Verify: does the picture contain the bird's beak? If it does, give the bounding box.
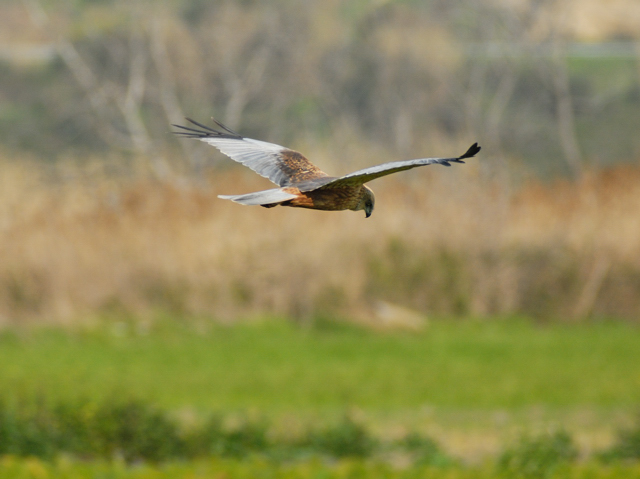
[365,209,372,218]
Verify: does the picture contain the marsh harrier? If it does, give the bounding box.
[174,119,480,218]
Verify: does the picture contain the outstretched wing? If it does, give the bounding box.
[317,143,481,190]
[173,118,328,187]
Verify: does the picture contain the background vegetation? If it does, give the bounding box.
[1,0,640,476]
[1,0,640,324]
[0,319,639,476]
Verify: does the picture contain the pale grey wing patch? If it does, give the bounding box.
[199,137,292,186]
[173,119,328,187]
[319,159,442,188]
[317,143,481,189]
[218,188,298,206]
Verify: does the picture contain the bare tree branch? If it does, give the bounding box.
[573,254,610,318]
[551,39,584,177]
[114,27,152,156]
[150,19,193,162]
[22,0,132,147]
[223,44,271,130]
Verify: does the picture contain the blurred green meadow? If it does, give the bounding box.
[1,317,640,477]
[2,318,639,412]
[1,457,640,479]
[1,458,639,479]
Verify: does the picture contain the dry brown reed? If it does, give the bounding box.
[1,152,639,325]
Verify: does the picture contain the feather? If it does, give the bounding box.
[173,119,328,187]
[316,143,481,189]
[218,188,298,206]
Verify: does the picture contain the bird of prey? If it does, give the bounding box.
[173,118,480,218]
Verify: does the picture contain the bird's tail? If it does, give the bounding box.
[218,188,297,206]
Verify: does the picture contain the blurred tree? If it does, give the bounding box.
[0,0,636,176]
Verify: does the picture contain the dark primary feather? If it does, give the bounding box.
[172,118,328,187]
[173,117,241,138]
[316,143,481,190]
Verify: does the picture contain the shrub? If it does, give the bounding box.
[0,399,461,464]
[497,430,578,478]
[395,432,454,466]
[599,417,640,462]
[301,416,377,458]
[88,400,184,462]
[0,400,57,459]
[0,399,183,462]
[205,417,269,458]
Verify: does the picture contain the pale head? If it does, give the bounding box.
[354,185,375,218]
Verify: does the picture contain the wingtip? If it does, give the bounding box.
[173,118,242,139]
[171,123,197,136]
[210,117,241,137]
[459,142,481,160]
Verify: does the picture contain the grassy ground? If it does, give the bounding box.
[1,317,638,412]
[1,456,640,479]
[1,317,639,476]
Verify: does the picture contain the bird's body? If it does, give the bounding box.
[173,118,480,218]
[277,184,373,211]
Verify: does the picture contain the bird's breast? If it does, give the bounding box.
[283,186,363,211]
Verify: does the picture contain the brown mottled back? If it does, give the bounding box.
[279,149,329,186]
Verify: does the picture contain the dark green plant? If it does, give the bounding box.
[396,432,454,466]
[211,419,269,458]
[599,417,640,462]
[181,415,224,457]
[0,399,184,462]
[88,400,183,462]
[497,430,578,478]
[0,400,57,459]
[301,415,377,458]
[0,398,462,464]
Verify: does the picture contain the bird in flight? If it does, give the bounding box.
[173,118,480,218]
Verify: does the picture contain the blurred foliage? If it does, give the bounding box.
[1,396,640,473]
[1,159,640,322]
[0,399,184,462]
[299,415,377,458]
[0,321,638,473]
[393,432,454,466]
[1,0,640,323]
[2,457,640,479]
[0,0,639,176]
[497,430,579,478]
[365,244,640,319]
[600,416,640,463]
[0,397,438,463]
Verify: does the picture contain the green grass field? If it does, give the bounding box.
[2,456,640,479]
[1,317,639,478]
[2,318,639,411]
